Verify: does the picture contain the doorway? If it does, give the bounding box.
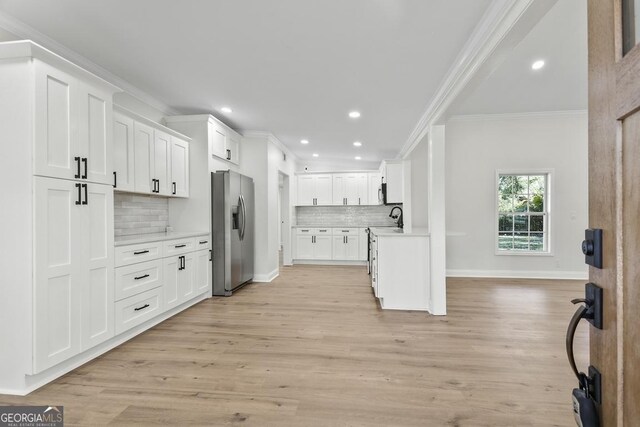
[278,172,292,267]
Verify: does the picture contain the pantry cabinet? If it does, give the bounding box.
[113,112,135,191]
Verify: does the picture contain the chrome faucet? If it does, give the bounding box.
[389,206,403,229]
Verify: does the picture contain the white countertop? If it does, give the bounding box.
[369,227,430,237]
[293,225,396,228]
[115,231,208,247]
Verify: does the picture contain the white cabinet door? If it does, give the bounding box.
[170,137,189,197]
[297,176,315,206]
[195,250,211,294]
[344,235,359,260]
[384,162,403,204]
[314,235,332,259]
[81,183,114,350]
[315,175,333,205]
[332,174,346,205]
[356,174,368,205]
[358,229,368,261]
[210,124,226,160]
[34,177,82,373]
[78,82,112,185]
[113,112,135,191]
[296,235,314,259]
[134,121,153,194]
[344,174,360,205]
[179,253,196,303]
[34,62,79,181]
[164,256,180,310]
[368,173,382,205]
[226,131,240,164]
[152,130,171,196]
[332,236,346,260]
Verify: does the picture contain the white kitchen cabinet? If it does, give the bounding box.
[381,160,403,204]
[226,131,240,165]
[368,173,382,205]
[113,111,135,191]
[170,136,190,197]
[333,173,369,205]
[134,121,153,194]
[114,287,163,335]
[152,129,171,196]
[296,234,315,259]
[356,174,369,205]
[195,249,212,294]
[163,252,196,310]
[314,235,333,259]
[297,174,333,205]
[332,235,359,260]
[358,228,368,261]
[208,120,241,164]
[295,228,332,259]
[34,62,113,186]
[34,176,114,372]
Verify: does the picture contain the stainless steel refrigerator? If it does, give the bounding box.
[212,170,255,296]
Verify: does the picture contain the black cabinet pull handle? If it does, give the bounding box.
[82,184,88,205]
[226,149,231,160]
[151,179,155,192]
[74,156,81,178]
[133,250,149,255]
[156,179,160,193]
[199,240,208,244]
[209,250,212,261]
[75,183,81,205]
[172,182,176,195]
[175,244,186,248]
[113,171,117,188]
[182,256,185,270]
[134,304,150,312]
[81,157,87,179]
[134,274,150,280]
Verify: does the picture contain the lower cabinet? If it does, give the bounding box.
[115,235,210,334]
[295,227,367,262]
[295,228,332,259]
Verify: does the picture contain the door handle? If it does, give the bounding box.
[75,183,81,205]
[81,157,88,179]
[74,156,81,178]
[82,184,88,205]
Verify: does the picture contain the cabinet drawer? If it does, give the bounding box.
[164,237,196,256]
[195,236,210,250]
[115,242,163,267]
[296,228,313,235]
[115,259,163,301]
[316,228,331,235]
[296,228,332,235]
[332,228,359,235]
[115,287,163,335]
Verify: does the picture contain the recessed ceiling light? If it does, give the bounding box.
[355,156,362,160]
[348,111,361,118]
[531,60,545,70]
[300,139,309,144]
[221,107,232,113]
[312,153,319,158]
[353,141,362,147]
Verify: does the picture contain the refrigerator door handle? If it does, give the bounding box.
[239,195,247,241]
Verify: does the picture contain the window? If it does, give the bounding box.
[497,172,549,253]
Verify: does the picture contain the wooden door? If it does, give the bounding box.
[33,177,82,373]
[78,82,112,185]
[34,61,79,181]
[81,183,114,350]
[587,0,640,423]
[113,112,135,191]
[134,121,153,194]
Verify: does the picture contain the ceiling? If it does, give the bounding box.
[448,0,587,115]
[0,0,492,168]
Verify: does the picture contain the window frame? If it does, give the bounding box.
[494,169,553,256]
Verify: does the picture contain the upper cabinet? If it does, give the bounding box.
[368,173,382,205]
[333,173,368,205]
[208,120,240,165]
[34,61,113,186]
[113,106,190,198]
[297,174,333,206]
[381,160,403,204]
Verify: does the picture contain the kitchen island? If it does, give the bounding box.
[369,227,430,311]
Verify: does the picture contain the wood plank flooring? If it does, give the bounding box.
[0,266,588,426]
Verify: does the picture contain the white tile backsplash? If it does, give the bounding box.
[295,205,400,227]
[114,193,169,237]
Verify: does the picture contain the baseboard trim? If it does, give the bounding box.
[4,292,210,396]
[293,260,368,266]
[446,269,588,280]
[253,269,279,283]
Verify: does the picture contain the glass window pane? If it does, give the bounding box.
[622,0,640,55]
[499,214,514,232]
[514,195,528,212]
[514,232,529,250]
[530,215,544,232]
[498,233,514,250]
[529,193,544,212]
[498,195,514,212]
[528,175,545,194]
[514,215,528,231]
[514,176,528,194]
[498,175,515,195]
[530,233,544,251]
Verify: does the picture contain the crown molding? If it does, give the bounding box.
[0,10,181,116]
[242,131,300,164]
[398,0,541,159]
[447,109,588,122]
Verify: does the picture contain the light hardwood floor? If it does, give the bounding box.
[0,266,588,426]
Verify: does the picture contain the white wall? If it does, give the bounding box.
[408,135,429,228]
[445,112,588,279]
